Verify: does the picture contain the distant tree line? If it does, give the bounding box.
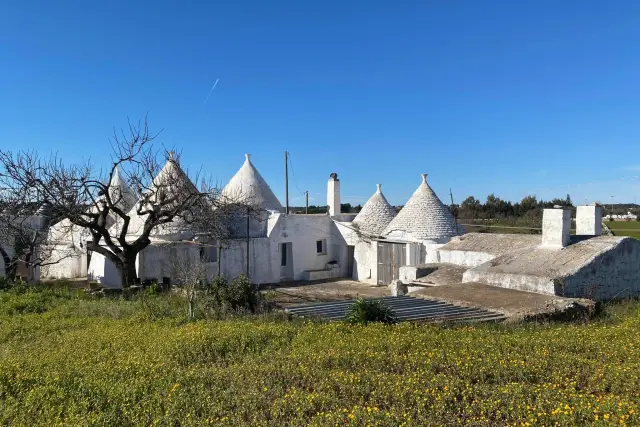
[289,203,362,215]
[453,194,574,220]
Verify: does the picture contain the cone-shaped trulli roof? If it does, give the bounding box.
[107,167,137,213]
[382,174,460,241]
[121,154,200,238]
[151,153,199,202]
[222,154,283,212]
[352,184,397,236]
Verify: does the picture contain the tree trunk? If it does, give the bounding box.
[188,290,195,319]
[117,251,138,288]
[0,246,16,280]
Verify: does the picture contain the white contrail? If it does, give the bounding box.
[204,78,219,104]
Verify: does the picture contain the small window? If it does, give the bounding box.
[199,244,218,263]
[280,243,287,266]
[316,239,326,255]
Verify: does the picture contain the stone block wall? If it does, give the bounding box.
[562,238,640,300]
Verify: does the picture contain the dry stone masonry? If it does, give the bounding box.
[352,184,397,236]
[383,174,462,242]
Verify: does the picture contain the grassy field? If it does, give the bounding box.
[604,221,640,239]
[2,287,640,426]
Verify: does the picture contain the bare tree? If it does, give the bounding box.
[169,245,209,319]
[0,117,251,286]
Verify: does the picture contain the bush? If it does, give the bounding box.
[207,275,259,313]
[346,298,397,325]
[146,281,162,296]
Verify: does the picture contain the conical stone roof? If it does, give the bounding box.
[382,174,461,241]
[352,184,397,236]
[222,154,283,212]
[121,155,199,238]
[107,167,137,213]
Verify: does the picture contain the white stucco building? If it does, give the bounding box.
[18,151,640,303]
[86,154,353,287]
[7,152,466,288]
[336,174,464,285]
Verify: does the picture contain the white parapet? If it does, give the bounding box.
[541,208,571,249]
[576,204,602,236]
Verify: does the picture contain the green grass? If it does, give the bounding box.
[604,221,640,239]
[2,286,640,426]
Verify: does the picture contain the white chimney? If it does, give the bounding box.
[327,173,341,217]
[576,204,602,236]
[540,207,571,249]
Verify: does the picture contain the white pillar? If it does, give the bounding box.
[540,208,571,249]
[327,173,341,217]
[576,204,602,236]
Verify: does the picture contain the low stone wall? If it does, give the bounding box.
[438,250,495,268]
[562,238,640,300]
[301,264,342,281]
[399,265,438,282]
[462,269,556,295]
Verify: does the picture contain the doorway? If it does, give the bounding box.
[279,242,294,281]
[347,245,355,278]
[377,242,406,285]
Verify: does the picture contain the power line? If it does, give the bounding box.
[286,153,305,196]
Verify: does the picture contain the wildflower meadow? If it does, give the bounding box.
[1,285,639,426]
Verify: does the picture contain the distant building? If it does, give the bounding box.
[604,211,638,221]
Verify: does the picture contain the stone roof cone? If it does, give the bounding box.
[352,184,397,236]
[222,154,283,212]
[382,174,461,241]
[120,153,199,238]
[107,166,137,212]
[151,152,198,199]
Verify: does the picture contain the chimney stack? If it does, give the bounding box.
[540,207,572,249]
[327,173,341,217]
[576,204,602,236]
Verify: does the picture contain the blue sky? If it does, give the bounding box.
[1,1,639,206]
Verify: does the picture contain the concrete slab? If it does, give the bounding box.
[412,263,467,286]
[410,282,594,319]
[262,280,390,307]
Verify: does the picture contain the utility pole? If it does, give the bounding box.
[610,195,615,219]
[305,191,309,214]
[285,151,289,214]
[246,206,250,278]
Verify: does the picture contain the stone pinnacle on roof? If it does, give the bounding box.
[222,154,283,212]
[352,184,397,236]
[382,173,461,241]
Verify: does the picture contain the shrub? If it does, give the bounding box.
[346,298,397,325]
[146,281,162,296]
[207,275,259,313]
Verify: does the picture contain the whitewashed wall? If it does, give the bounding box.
[563,238,640,300]
[87,251,119,287]
[41,245,87,279]
[268,214,349,280]
[353,240,377,284]
[438,249,495,268]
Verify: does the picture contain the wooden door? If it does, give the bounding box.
[377,242,406,285]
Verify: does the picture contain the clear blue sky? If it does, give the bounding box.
[1,1,639,206]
